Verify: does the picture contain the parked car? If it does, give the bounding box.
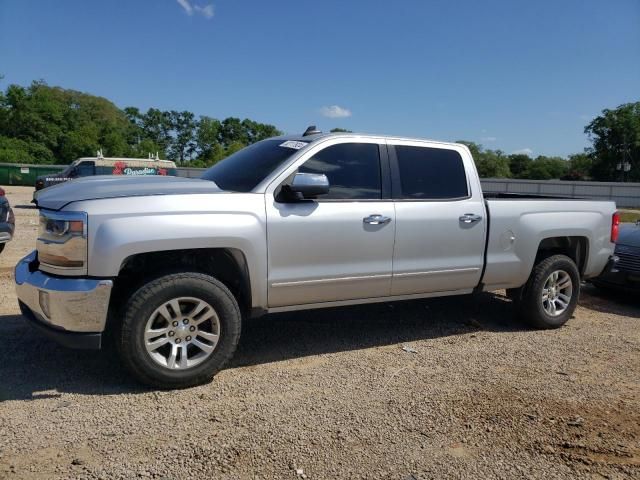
[0,187,15,254]
[593,219,640,291]
[15,128,618,388]
[34,154,177,191]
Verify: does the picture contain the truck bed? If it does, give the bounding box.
[480,196,616,292]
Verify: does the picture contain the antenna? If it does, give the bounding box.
[303,125,321,136]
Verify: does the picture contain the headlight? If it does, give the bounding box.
[37,210,88,274]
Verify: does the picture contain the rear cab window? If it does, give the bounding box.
[392,145,468,199]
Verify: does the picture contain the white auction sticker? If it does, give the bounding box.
[279,141,308,150]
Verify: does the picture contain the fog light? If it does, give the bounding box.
[39,290,51,318]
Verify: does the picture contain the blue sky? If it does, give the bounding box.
[1,0,638,157]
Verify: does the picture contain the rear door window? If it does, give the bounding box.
[393,145,468,199]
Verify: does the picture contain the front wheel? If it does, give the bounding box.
[517,254,580,329]
[117,272,241,389]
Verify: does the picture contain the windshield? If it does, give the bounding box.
[201,139,308,192]
[61,160,79,176]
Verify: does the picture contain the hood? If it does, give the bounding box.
[35,175,221,211]
[618,222,640,248]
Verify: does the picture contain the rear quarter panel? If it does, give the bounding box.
[482,199,616,290]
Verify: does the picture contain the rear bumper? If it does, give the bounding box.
[14,251,113,349]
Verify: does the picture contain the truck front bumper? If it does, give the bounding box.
[14,251,113,349]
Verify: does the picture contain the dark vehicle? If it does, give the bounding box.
[35,155,178,191]
[593,216,640,291]
[0,187,15,254]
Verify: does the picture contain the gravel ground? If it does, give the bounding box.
[0,186,638,480]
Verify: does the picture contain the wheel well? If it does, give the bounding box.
[536,236,588,275]
[112,248,251,316]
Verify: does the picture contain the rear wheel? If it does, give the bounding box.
[117,272,241,389]
[518,254,580,329]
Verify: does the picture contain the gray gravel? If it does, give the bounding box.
[0,186,639,479]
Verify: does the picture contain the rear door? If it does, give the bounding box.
[265,138,395,307]
[389,142,486,295]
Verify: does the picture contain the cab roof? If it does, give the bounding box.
[274,127,465,149]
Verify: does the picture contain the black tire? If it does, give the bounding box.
[517,254,580,329]
[117,272,241,389]
[505,287,522,304]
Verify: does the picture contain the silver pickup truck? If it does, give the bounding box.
[15,130,618,388]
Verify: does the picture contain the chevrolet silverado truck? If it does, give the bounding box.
[15,129,619,388]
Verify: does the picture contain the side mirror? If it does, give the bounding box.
[287,173,330,199]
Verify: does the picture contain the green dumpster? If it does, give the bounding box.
[0,163,66,187]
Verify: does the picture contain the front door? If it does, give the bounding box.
[266,140,395,308]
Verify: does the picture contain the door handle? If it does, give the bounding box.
[459,213,482,224]
[363,214,391,225]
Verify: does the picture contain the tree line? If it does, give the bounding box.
[0,80,638,181]
[0,80,281,168]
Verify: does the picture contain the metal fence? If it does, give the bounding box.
[481,179,640,208]
[175,167,205,178]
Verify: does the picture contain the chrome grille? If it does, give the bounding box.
[615,244,640,273]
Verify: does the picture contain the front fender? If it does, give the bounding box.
[71,193,268,308]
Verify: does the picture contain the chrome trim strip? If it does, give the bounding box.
[271,273,392,288]
[393,267,479,278]
[268,288,474,313]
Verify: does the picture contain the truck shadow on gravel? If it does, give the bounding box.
[3,289,636,399]
[1,292,532,400]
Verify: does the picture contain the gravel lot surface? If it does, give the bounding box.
[0,186,638,479]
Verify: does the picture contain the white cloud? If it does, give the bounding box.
[512,148,533,156]
[177,0,193,15]
[319,105,352,118]
[176,0,214,19]
[194,4,215,18]
[481,136,497,142]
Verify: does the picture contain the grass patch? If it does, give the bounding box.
[620,211,640,223]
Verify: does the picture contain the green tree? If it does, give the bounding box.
[140,108,172,155]
[196,116,222,163]
[458,141,511,178]
[167,110,197,162]
[563,153,592,180]
[508,154,532,178]
[585,102,640,181]
[0,81,135,163]
[525,156,568,180]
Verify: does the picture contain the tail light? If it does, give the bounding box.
[611,212,620,243]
